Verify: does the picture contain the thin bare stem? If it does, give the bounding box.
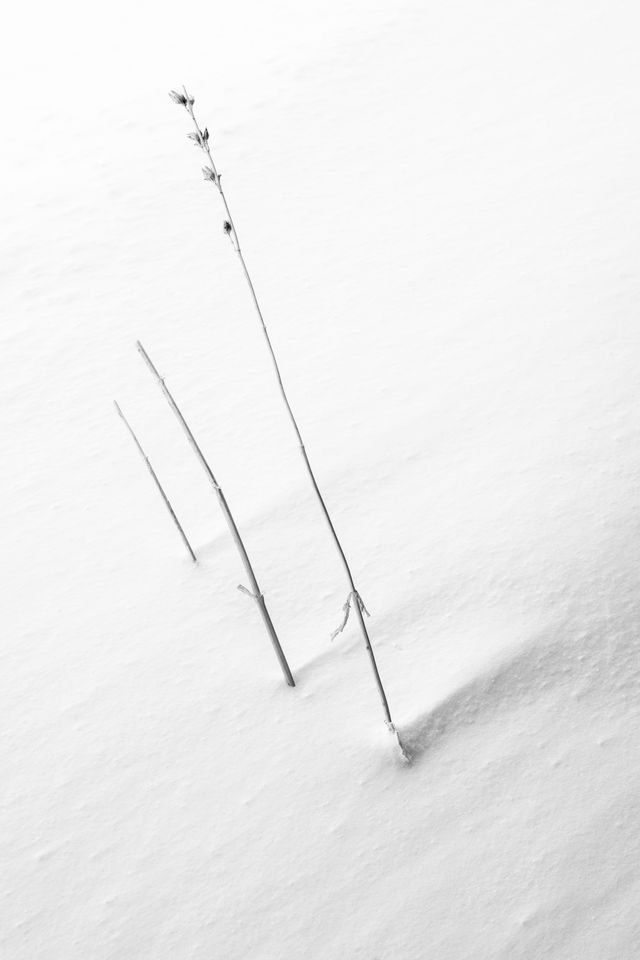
[174,88,404,753]
[136,340,295,688]
[114,400,197,562]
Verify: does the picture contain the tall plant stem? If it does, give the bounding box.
[136,340,295,688]
[179,90,402,743]
[114,400,197,563]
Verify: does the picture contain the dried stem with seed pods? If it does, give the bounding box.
[169,87,406,757]
[137,340,295,688]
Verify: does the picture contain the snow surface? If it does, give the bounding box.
[2,1,640,957]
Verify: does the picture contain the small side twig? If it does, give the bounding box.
[330,591,370,642]
[114,400,197,563]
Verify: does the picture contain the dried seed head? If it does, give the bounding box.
[187,131,203,147]
[169,89,187,105]
[223,221,232,235]
[201,127,209,144]
[202,166,216,182]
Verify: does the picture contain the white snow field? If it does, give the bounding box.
[2,1,640,957]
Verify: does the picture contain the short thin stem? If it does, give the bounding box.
[178,91,399,736]
[114,400,197,562]
[136,340,295,687]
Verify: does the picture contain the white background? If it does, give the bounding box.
[2,2,639,957]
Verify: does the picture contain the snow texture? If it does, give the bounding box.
[2,1,639,957]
